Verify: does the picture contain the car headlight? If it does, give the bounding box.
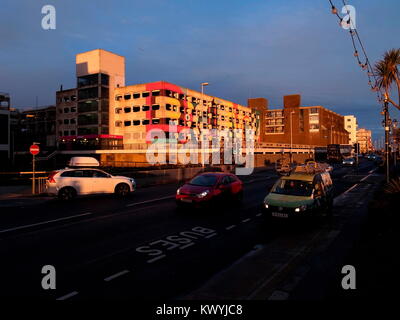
[197,190,209,198]
[264,203,269,209]
[177,188,181,195]
[295,205,307,212]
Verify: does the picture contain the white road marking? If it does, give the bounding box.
[225,225,236,230]
[126,195,174,207]
[56,291,79,300]
[242,218,251,223]
[0,212,93,234]
[147,254,166,263]
[333,169,378,205]
[180,242,195,249]
[204,233,217,239]
[256,213,262,217]
[104,270,130,282]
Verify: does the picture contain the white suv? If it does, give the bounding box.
[46,168,136,200]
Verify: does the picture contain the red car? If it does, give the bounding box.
[176,172,243,208]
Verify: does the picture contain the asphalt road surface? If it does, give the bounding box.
[0,160,377,299]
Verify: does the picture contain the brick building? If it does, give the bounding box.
[249,95,349,146]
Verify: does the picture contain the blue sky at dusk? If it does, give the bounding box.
[1,0,399,143]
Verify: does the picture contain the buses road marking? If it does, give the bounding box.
[226,225,236,230]
[256,213,262,217]
[126,195,174,207]
[180,242,195,249]
[104,270,130,282]
[147,255,166,263]
[242,218,251,223]
[204,233,217,239]
[56,291,79,300]
[0,212,93,234]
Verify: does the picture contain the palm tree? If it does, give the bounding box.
[375,48,400,110]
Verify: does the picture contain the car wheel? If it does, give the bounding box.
[58,187,76,201]
[115,183,130,197]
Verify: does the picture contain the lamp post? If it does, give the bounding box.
[200,82,209,169]
[392,119,398,168]
[290,110,295,165]
[383,96,390,183]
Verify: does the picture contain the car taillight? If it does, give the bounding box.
[47,171,58,183]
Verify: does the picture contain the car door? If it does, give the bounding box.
[88,170,113,194]
[60,169,91,195]
[228,175,242,195]
[219,175,233,202]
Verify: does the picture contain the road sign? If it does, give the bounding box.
[30,144,40,155]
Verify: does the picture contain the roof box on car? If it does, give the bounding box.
[68,157,100,167]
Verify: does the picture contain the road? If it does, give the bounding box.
[0,160,377,300]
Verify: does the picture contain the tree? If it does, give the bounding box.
[374,48,400,110]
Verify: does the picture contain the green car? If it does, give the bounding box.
[263,171,334,219]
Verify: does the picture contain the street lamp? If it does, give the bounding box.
[201,82,209,95]
[290,110,295,165]
[200,82,209,169]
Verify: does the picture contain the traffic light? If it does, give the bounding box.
[353,143,360,154]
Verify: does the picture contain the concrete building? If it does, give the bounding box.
[249,95,350,147]
[0,92,11,165]
[357,128,373,153]
[344,115,358,145]
[19,106,57,151]
[56,88,77,138]
[57,49,259,151]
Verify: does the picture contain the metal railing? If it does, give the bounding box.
[29,176,48,195]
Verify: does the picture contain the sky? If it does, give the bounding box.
[1,0,399,143]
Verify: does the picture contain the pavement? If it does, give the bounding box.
[0,160,378,300]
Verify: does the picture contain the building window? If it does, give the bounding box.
[78,100,98,113]
[71,107,77,112]
[310,108,319,114]
[124,121,131,126]
[64,108,69,113]
[115,121,122,127]
[142,119,150,125]
[63,96,70,102]
[142,91,150,98]
[133,93,140,99]
[142,105,150,111]
[124,107,131,113]
[133,106,141,112]
[152,119,160,124]
[70,119,76,124]
[115,107,122,114]
[115,95,122,101]
[166,104,173,111]
[63,119,69,124]
[124,94,131,100]
[152,104,160,110]
[133,120,141,126]
[71,95,77,101]
[70,130,76,135]
[180,106,185,113]
[152,90,160,97]
[310,124,320,131]
[64,131,69,136]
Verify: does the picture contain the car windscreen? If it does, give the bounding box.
[271,179,313,197]
[189,175,218,186]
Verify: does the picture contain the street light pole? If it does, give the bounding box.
[384,98,390,183]
[290,111,295,165]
